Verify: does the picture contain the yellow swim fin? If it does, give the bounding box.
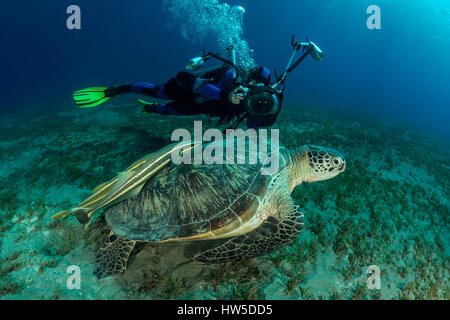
[73,87,110,108]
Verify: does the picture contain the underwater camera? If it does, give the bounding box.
[185,36,323,128]
[244,86,283,127]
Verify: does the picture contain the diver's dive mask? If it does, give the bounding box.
[244,86,282,127]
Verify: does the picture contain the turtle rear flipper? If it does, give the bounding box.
[194,204,304,263]
[94,233,136,279]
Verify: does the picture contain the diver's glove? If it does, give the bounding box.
[104,84,132,98]
[228,85,248,105]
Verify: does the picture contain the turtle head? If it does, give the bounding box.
[290,145,345,188]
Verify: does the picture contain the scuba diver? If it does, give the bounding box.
[74,65,274,130]
[73,38,324,131]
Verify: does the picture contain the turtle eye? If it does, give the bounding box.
[331,157,343,168]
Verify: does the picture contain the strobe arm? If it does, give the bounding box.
[286,46,314,73]
[274,36,324,89]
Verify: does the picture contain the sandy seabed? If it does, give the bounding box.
[0,102,448,300]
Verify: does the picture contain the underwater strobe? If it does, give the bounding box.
[186,46,237,72]
[186,56,209,71]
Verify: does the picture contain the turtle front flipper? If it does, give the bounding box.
[194,204,304,263]
[94,233,136,279]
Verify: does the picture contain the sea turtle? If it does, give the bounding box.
[93,138,346,278]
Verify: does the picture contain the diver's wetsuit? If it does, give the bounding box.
[129,68,259,129]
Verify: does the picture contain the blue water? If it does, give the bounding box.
[1,0,449,140]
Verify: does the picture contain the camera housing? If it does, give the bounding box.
[244,86,283,127]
